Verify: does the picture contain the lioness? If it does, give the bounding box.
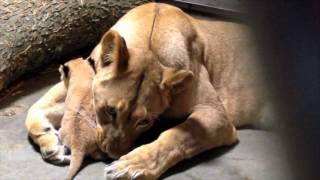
[88,2,270,179]
[58,58,105,180]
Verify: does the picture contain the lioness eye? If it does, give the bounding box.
[103,55,112,66]
[105,106,117,120]
[136,119,150,129]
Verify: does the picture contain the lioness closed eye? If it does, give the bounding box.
[89,2,271,180]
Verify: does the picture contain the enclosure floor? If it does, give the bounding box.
[0,66,291,180]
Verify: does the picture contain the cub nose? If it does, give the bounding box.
[42,149,57,158]
[63,146,71,155]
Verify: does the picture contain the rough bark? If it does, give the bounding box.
[0,0,151,91]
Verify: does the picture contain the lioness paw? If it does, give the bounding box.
[104,147,159,180]
[104,160,146,180]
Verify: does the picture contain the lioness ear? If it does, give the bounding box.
[160,68,194,92]
[58,64,69,80]
[100,30,129,74]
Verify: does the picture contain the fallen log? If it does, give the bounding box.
[0,0,150,91]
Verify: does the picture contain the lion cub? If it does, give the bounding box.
[58,58,105,180]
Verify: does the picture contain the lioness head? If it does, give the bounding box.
[89,30,193,158]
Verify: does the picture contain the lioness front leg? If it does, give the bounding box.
[25,81,70,164]
[104,106,237,180]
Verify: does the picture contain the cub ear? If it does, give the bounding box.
[86,57,96,73]
[100,30,129,74]
[160,68,194,93]
[58,64,69,81]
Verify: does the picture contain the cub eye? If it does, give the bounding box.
[43,127,51,132]
[136,119,151,129]
[105,106,117,120]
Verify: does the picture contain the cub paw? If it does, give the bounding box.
[38,131,70,165]
[42,145,70,165]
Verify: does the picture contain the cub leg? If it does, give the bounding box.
[104,106,237,180]
[25,82,69,164]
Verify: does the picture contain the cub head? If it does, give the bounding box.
[89,30,193,158]
[58,57,94,89]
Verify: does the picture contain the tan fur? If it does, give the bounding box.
[88,3,271,180]
[58,58,105,180]
[25,81,68,164]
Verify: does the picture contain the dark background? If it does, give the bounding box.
[246,1,320,179]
